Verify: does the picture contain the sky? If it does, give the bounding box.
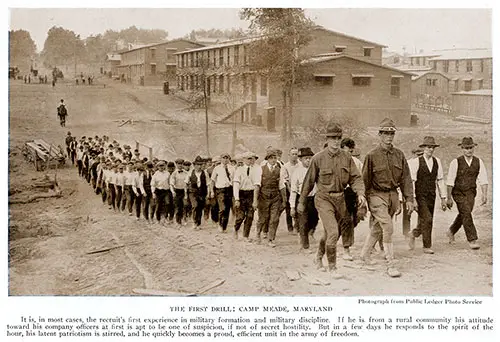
[8,7,493,54]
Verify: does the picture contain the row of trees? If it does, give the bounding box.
[9,26,169,73]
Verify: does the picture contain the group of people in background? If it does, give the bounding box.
[64,116,489,280]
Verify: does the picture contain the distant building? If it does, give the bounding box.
[411,69,450,107]
[407,53,441,69]
[174,26,408,128]
[382,50,407,68]
[105,53,121,76]
[116,39,205,86]
[267,55,413,128]
[429,49,492,92]
[451,89,492,123]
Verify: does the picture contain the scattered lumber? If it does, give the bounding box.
[285,270,301,281]
[86,242,142,255]
[299,271,331,286]
[132,278,226,297]
[132,288,196,296]
[197,278,225,294]
[118,119,132,127]
[9,190,62,204]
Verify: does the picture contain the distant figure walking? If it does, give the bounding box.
[57,99,68,127]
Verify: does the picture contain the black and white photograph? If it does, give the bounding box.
[6,6,494,301]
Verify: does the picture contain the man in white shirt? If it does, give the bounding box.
[233,152,259,240]
[76,146,84,177]
[132,164,147,220]
[107,164,117,210]
[253,150,287,247]
[210,153,235,233]
[151,161,171,224]
[170,159,187,227]
[184,156,210,230]
[446,137,488,250]
[114,163,126,212]
[290,147,318,252]
[283,147,301,235]
[407,137,447,254]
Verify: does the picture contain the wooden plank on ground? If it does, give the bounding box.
[132,288,196,296]
[197,278,225,294]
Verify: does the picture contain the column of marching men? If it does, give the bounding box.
[64,116,489,280]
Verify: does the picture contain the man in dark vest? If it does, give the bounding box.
[254,150,287,247]
[446,137,488,250]
[185,156,210,230]
[210,153,235,233]
[408,137,447,254]
[142,162,154,223]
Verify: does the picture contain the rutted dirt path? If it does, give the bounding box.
[8,79,492,296]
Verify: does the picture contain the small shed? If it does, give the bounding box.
[451,89,492,123]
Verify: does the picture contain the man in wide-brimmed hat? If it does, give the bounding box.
[360,118,414,278]
[407,136,447,254]
[290,147,318,253]
[298,122,365,279]
[445,137,488,250]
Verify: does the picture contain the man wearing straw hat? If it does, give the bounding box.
[407,136,447,254]
[445,137,488,250]
[299,122,365,279]
[360,118,414,278]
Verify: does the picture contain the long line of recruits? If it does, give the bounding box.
[64,117,488,279]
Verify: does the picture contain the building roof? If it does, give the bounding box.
[120,39,205,54]
[105,53,121,61]
[410,70,450,81]
[312,26,387,48]
[175,25,387,55]
[174,36,260,54]
[407,53,441,58]
[451,89,493,96]
[429,49,492,61]
[301,54,414,76]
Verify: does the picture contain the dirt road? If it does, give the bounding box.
[8,78,492,296]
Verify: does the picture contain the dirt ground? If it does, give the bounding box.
[8,77,493,296]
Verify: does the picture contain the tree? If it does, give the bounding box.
[40,26,85,71]
[240,8,315,146]
[9,30,37,71]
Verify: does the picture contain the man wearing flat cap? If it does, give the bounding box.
[290,147,318,252]
[184,156,210,230]
[210,153,235,233]
[360,118,414,278]
[407,136,447,254]
[170,159,187,227]
[445,137,488,250]
[298,122,365,279]
[151,161,171,224]
[254,149,287,247]
[233,152,259,240]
